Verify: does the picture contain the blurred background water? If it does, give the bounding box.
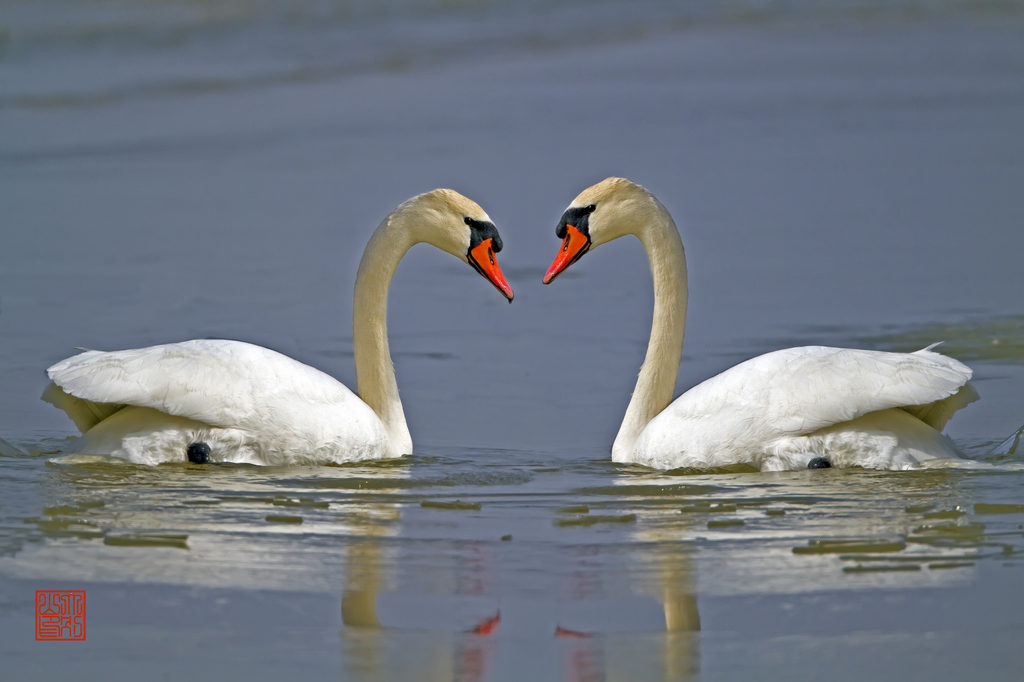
[2,0,1024,679]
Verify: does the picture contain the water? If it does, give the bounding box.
[2,1,1024,679]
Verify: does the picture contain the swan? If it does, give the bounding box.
[542,177,977,471]
[42,189,513,466]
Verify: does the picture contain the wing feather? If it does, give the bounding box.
[45,339,361,432]
[669,345,974,438]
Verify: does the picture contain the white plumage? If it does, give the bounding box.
[43,189,513,465]
[43,340,388,465]
[634,345,977,471]
[544,178,977,471]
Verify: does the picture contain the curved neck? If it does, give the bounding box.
[611,207,688,461]
[353,213,417,456]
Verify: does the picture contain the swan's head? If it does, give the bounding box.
[542,177,661,284]
[402,189,514,301]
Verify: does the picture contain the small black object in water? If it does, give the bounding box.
[187,442,211,464]
[807,457,831,469]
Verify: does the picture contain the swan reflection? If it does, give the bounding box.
[339,499,700,681]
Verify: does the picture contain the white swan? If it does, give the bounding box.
[543,177,977,471]
[43,189,513,466]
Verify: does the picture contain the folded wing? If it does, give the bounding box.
[44,339,362,433]
[670,345,976,438]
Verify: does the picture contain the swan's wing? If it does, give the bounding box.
[45,339,360,431]
[898,379,979,431]
[677,345,974,437]
[41,381,124,432]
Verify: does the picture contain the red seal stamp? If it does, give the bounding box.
[35,590,86,641]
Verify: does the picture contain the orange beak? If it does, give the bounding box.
[542,224,591,284]
[468,238,514,301]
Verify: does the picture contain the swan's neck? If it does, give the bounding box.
[353,214,417,456]
[611,207,688,461]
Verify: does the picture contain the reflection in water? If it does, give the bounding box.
[604,465,1024,598]
[339,514,503,681]
[629,497,702,682]
[2,445,1023,679]
[337,491,701,681]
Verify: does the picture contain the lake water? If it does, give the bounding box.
[2,1,1024,679]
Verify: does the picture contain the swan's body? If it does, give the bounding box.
[632,345,975,471]
[543,178,976,471]
[44,189,513,466]
[43,340,390,465]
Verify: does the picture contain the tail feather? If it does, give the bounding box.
[41,381,124,433]
[900,381,980,431]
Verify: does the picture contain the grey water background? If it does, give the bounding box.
[2,0,1024,679]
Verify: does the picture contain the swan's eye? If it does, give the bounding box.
[464,216,472,225]
[585,204,597,213]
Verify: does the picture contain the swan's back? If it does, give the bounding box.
[635,345,977,470]
[44,340,388,462]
